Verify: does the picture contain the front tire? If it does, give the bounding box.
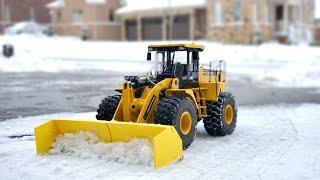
[203,92,237,136]
[155,97,197,150]
[96,95,121,121]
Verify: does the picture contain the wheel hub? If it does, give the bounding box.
[224,104,234,125]
[180,111,192,135]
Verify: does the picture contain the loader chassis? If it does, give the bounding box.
[35,43,237,169]
[97,43,237,149]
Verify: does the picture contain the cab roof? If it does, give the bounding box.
[148,43,205,52]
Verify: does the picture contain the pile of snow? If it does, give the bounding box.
[117,0,205,14]
[48,131,153,166]
[4,22,47,35]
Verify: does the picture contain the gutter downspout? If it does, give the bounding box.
[168,0,173,41]
[93,5,97,40]
[1,0,4,32]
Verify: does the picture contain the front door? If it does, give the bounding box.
[275,5,284,33]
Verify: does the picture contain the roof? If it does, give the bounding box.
[46,0,106,9]
[117,0,206,14]
[316,0,320,18]
[148,43,205,51]
[85,0,106,4]
[46,0,64,9]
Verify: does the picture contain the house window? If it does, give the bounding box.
[233,0,241,23]
[215,2,223,25]
[109,9,114,22]
[252,0,258,24]
[264,2,269,24]
[29,7,35,20]
[73,9,83,23]
[57,11,62,22]
[4,6,11,22]
[276,5,283,21]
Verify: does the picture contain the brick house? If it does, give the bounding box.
[207,0,315,44]
[116,0,207,41]
[314,19,320,45]
[47,0,316,44]
[47,0,123,40]
[0,0,52,33]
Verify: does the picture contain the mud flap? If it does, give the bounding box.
[34,119,183,169]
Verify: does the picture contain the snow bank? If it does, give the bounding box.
[1,35,320,87]
[4,22,46,35]
[0,35,152,73]
[49,131,153,166]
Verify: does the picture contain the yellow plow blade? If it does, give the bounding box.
[34,119,183,169]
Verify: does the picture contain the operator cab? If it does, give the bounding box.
[147,43,204,88]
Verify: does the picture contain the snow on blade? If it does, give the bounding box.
[48,131,154,167]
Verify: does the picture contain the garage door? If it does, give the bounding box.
[171,15,190,40]
[142,18,163,40]
[125,20,137,41]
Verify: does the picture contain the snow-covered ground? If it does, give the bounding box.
[1,104,320,179]
[1,35,320,87]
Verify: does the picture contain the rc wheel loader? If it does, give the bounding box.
[35,43,237,168]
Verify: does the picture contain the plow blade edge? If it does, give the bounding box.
[34,119,183,168]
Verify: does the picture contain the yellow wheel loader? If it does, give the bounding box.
[34,43,237,168]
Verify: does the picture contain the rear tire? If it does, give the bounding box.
[96,95,121,121]
[155,97,197,150]
[203,92,237,136]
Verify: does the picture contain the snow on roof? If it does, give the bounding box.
[46,0,64,9]
[47,0,105,8]
[116,0,206,14]
[85,0,106,4]
[316,0,320,18]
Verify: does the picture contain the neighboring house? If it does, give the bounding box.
[208,0,314,44]
[47,0,315,44]
[0,0,52,33]
[47,0,123,40]
[314,18,320,45]
[116,0,207,41]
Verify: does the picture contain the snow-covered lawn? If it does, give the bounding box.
[1,104,320,179]
[1,35,320,87]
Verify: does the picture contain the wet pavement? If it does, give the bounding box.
[0,72,319,121]
[0,72,123,121]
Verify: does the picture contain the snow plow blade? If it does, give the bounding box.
[34,119,183,168]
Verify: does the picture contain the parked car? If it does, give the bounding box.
[5,21,47,35]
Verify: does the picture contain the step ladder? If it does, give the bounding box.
[193,88,208,118]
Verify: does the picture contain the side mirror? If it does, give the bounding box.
[147,52,152,61]
[192,51,199,61]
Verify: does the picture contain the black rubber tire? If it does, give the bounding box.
[155,97,197,150]
[96,95,121,121]
[203,92,237,136]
